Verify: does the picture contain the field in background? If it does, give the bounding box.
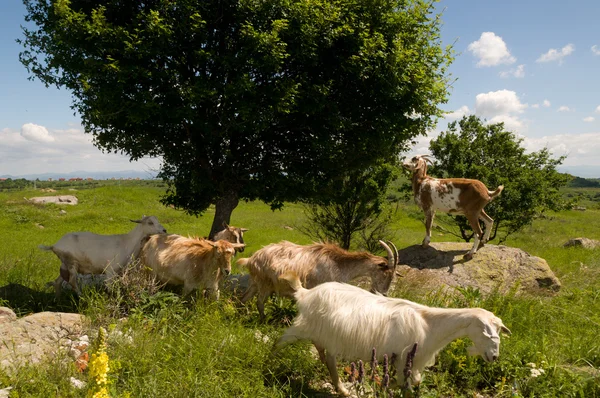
[0,180,599,397]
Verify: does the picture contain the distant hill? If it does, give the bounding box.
[568,176,600,188]
[0,170,158,181]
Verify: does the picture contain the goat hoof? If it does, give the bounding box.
[463,253,473,261]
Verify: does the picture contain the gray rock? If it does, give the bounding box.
[0,312,88,374]
[222,273,252,297]
[0,307,16,324]
[563,238,600,249]
[395,242,561,296]
[27,195,78,205]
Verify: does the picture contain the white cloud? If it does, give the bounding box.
[467,32,516,67]
[592,45,600,56]
[531,104,540,109]
[558,106,571,112]
[21,123,55,143]
[523,132,600,167]
[536,44,575,63]
[583,117,595,122]
[475,90,528,118]
[0,124,162,176]
[499,64,525,78]
[543,100,551,107]
[445,105,470,120]
[488,114,525,131]
[596,105,600,113]
[473,90,528,132]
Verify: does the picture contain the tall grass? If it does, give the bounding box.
[0,181,598,397]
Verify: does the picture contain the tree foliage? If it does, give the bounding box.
[20,0,452,237]
[428,115,572,242]
[298,163,397,250]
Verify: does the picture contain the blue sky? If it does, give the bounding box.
[1,0,599,177]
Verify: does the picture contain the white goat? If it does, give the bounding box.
[238,240,398,319]
[140,234,244,298]
[275,273,511,396]
[39,216,167,296]
[213,223,249,253]
[403,155,504,259]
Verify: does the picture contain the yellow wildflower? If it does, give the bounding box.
[88,327,111,398]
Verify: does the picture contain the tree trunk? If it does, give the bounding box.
[209,191,240,240]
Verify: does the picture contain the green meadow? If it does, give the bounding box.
[0,181,599,397]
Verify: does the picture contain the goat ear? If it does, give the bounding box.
[222,221,229,228]
[130,219,142,223]
[500,325,512,336]
[241,228,249,232]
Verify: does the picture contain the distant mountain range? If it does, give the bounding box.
[0,170,158,180]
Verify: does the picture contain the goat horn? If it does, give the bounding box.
[379,240,396,269]
[386,240,399,265]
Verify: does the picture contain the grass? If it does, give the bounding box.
[0,181,599,397]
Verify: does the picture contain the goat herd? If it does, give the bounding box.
[37,155,511,395]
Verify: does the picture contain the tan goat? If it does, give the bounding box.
[238,240,398,319]
[140,234,244,299]
[402,155,504,259]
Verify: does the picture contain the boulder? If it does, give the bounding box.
[0,311,88,374]
[0,307,17,324]
[563,238,600,249]
[395,243,561,296]
[223,273,252,297]
[27,195,78,205]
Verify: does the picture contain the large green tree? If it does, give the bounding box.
[20,0,452,237]
[428,115,572,242]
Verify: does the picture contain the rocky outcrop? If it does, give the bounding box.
[395,243,561,296]
[26,195,78,205]
[0,308,89,374]
[563,238,600,249]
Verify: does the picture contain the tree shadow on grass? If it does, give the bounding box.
[0,283,79,316]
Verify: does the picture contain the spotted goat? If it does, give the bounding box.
[213,223,249,253]
[402,155,503,259]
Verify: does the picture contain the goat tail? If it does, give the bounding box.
[236,257,250,268]
[38,244,53,252]
[489,185,504,199]
[278,271,307,298]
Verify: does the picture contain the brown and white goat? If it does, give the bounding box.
[238,240,398,319]
[140,234,244,299]
[213,223,249,253]
[402,155,504,259]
